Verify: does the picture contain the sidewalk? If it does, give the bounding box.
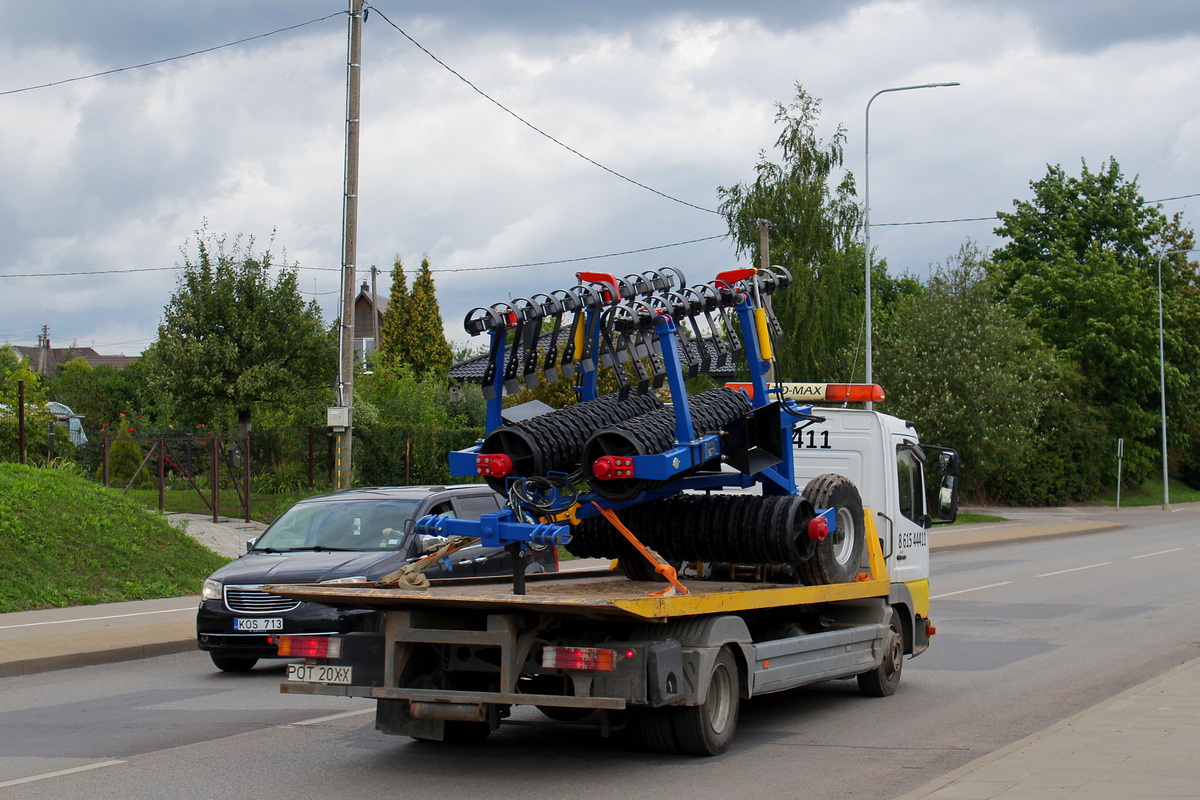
[899,656,1200,799]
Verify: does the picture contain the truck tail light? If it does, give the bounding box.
[277,635,342,659]
[542,646,616,671]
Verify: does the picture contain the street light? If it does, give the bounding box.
[1154,247,1197,510]
[864,82,959,409]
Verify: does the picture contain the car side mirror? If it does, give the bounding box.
[418,534,450,554]
[245,536,258,554]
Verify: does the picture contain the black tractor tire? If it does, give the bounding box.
[210,653,258,672]
[799,474,866,585]
[672,647,740,756]
[857,619,904,697]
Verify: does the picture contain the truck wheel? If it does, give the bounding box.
[673,647,739,756]
[799,474,865,585]
[210,653,257,672]
[857,620,903,697]
[630,707,680,754]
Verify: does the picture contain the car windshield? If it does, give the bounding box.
[253,499,422,552]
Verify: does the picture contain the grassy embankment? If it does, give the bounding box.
[1091,476,1200,507]
[123,486,316,525]
[0,463,230,613]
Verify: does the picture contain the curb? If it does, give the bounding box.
[0,638,196,679]
[930,520,1125,551]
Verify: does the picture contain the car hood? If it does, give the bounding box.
[209,550,407,585]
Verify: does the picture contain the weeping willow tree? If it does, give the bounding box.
[717,84,869,382]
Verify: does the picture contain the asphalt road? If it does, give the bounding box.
[2,510,1197,800]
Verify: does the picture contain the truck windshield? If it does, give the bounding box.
[253,499,422,552]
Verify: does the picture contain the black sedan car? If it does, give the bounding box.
[197,484,557,672]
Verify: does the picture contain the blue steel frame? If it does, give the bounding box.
[427,287,833,552]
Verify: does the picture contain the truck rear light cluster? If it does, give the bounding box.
[277,635,342,659]
[541,646,619,671]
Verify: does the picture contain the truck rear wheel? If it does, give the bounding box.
[799,474,865,585]
[857,620,903,697]
[673,647,739,756]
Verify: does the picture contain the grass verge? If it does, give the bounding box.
[1091,477,1200,507]
[0,463,231,612]
[122,486,323,525]
[956,512,1007,524]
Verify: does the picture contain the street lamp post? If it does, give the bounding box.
[864,82,959,409]
[1154,247,1197,510]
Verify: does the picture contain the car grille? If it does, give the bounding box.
[224,585,301,613]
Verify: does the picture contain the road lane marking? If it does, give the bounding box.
[0,607,195,630]
[0,760,126,788]
[931,581,1012,599]
[288,708,374,726]
[1036,561,1111,578]
[1131,548,1183,560]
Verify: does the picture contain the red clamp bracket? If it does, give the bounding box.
[476,453,513,478]
[592,456,634,480]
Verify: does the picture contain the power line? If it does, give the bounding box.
[429,235,727,274]
[366,3,722,217]
[0,11,345,97]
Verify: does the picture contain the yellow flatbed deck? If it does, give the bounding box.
[267,516,891,623]
[266,574,889,622]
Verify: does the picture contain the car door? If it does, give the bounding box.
[447,490,505,577]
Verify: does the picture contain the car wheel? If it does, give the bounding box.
[210,653,258,672]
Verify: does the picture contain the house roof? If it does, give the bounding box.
[449,330,737,384]
[11,346,138,374]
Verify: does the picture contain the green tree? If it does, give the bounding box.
[718,84,872,382]
[398,257,453,376]
[990,158,1200,483]
[376,255,409,372]
[0,351,53,463]
[875,243,1071,499]
[47,358,154,430]
[142,228,336,438]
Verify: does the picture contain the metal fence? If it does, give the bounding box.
[2,413,485,496]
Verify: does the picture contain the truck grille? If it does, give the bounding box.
[224,585,301,613]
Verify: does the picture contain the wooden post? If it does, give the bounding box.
[102,431,109,486]
[243,436,251,523]
[17,379,25,465]
[211,437,219,523]
[307,426,314,488]
[158,438,165,511]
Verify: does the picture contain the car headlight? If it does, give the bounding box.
[201,579,223,601]
[319,576,368,585]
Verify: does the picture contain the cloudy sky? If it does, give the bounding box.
[1,0,1198,356]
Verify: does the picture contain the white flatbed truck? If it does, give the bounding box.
[270,399,957,756]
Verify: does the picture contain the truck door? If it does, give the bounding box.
[889,438,929,585]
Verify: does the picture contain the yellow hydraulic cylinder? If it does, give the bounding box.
[754,307,773,361]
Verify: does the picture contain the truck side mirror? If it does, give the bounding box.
[921,446,960,525]
[245,536,258,554]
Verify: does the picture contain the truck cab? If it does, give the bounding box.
[792,404,959,654]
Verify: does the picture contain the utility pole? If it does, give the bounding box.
[371,264,379,359]
[335,0,364,490]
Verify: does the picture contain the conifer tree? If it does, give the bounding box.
[399,257,453,376]
[376,256,409,371]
